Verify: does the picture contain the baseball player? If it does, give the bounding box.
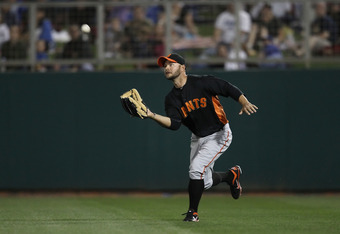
[146,53,258,222]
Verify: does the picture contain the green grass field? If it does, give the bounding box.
[0,193,339,234]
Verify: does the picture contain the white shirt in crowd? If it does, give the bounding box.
[0,23,10,47]
[215,10,251,44]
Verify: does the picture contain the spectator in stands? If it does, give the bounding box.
[105,5,132,27]
[152,22,165,57]
[156,2,183,39]
[171,7,214,51]
[247,4,285,56]
[259,36,285,69]
[310,2,338,55]
[68,1,96,45]
[217,42,247,71]
[146,5,164,25]
[329,3,340,46]
[61,24,93,72]
[1,25,27,71]
[51,16,71,44]
[68,1,96,28]
[36,39,48,72]
[121,6,154,58]
[1,5,19,27]
[1,2,27,37]
[173,8,199,40]
[214,4,251,51]
[171,2,185,23]
[0,12,10,49]
[36,8,54,52]
[250,2,292,22]
[196,4,250,65]
[104,17,123,59]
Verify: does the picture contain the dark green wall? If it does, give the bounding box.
[0,70,339,191]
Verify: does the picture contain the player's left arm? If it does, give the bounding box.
[203,76,258,115]
[238,94,258,115]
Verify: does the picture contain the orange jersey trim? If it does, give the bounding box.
[212,96,228,125]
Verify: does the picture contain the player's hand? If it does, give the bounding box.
[239,102,258,115]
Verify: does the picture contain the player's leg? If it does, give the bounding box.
[208,124,242,199]
[183,179,203,222]
[197,123,233,190]
[212,166,241,186]
[212,170,229,185]
[212,165,243,199]
[183,124,232,222]
[183,134,203,222]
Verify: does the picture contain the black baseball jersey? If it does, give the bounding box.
[165,74,243,137]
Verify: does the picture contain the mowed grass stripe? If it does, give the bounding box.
[199,195,340,233]
[0,194,339,234]
[0,196,193,234]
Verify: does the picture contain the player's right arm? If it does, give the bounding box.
[147,109,182,131]
[147,109,172,128]
[147,95,182,130]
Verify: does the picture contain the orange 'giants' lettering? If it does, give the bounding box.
[185,101,195,112]
[181,106,188,118]
[200,98,206,108]
[180,97,207,118]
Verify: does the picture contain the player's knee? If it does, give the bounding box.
[204,179,213,190]
[189,169,203,180]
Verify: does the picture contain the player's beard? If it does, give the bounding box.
[165,66,181,81]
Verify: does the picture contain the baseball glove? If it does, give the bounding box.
[120,88,148,119]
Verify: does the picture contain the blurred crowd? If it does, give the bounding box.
[0,1,339,72]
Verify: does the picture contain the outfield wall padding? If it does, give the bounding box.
[0,70,339,191]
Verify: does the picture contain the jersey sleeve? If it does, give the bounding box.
[164,96,182,131]
[204,75,243,101]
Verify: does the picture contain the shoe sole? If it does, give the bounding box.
[183,219,199,222]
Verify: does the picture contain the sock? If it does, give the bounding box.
[188,179,204,212]
[212,171,234,186]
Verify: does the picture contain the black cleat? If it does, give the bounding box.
[182,210,199,222]
[229,165,242,199]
